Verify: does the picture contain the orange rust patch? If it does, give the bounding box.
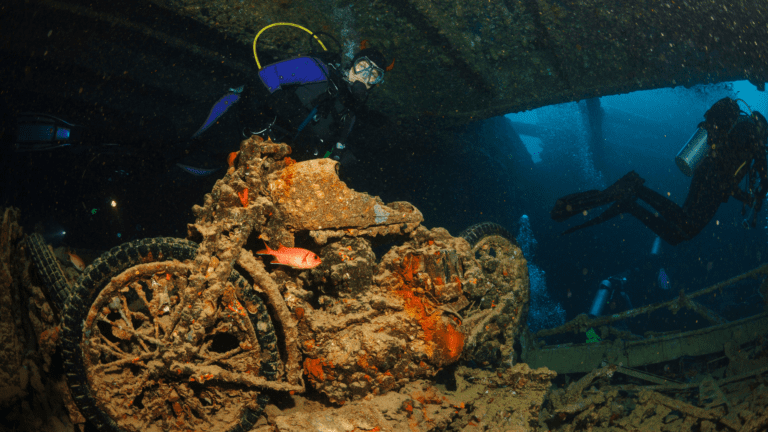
[172,401,183,417]
[303,358,325,381]
[419,314,440,349]
[294,307,305,320]
[397,289,428,319]
[357,355,370,369]
[398,254,421,283]
[413,387,443,405]
[389,251,466,364]
[227,151,239,167]
[284,156,296,166]
[396,288,463,361]
[281,164,296,188]
[38,326,60,345]
[303,339,315,350]
[238,188,249,207]
[452,275,463,292]
[433,323,465,363]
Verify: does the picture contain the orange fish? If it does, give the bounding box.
[256,242,321,269]
[67,251,85,272]
[227,151,239,167]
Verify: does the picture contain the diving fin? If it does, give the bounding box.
[13,113,84,151]
[560,199,635,235]
[191,87,243,139]
[551,189,610,221]
[176,163,220,177]
[551,171,645,222]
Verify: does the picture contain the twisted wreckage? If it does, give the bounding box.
[2,136,768,432]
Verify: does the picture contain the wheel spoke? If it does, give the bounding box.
[199,346,242,365]
[97,332,128,357]
[81,261,270,432]
[96,316,164,347]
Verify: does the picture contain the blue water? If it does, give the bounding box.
[504,80,767,336]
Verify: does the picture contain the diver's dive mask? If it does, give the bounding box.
[350,57,385,86]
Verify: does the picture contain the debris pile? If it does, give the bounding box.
[0,208,79,431]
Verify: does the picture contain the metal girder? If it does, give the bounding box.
[522,312,768,374]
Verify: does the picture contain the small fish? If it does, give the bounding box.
[256,242,321,269]
[228,151,239,167]
[658,267,671,290]
[67,251,85,272]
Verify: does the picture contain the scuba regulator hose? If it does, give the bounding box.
[253,23,328,70]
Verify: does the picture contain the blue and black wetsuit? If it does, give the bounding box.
[552,97,768,245]
[238,53,363,160]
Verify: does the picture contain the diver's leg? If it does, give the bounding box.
[551,171,645,221]
[619,200,688,245]
[633,185,689,229]
[634,172,722,241]
[559,198,686,245]
[678,183,722,240]
[560,199,628,234]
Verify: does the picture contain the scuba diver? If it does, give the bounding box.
[6,23,392,174]
[186,23,393,172]
[551,97,768,246]
[588,272,632,318]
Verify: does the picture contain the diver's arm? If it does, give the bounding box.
[327,113,356,160]
[731,187,752,204]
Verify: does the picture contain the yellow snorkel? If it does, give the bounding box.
[252,23,328,70]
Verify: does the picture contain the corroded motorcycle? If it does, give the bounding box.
[28,136,527,432]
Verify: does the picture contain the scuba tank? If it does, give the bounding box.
[677,98,757,177]
[675,127,709,177]
[588,272,630,317]
[588,279,612,318]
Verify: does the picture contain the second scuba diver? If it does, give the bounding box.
[551,97,768,245]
